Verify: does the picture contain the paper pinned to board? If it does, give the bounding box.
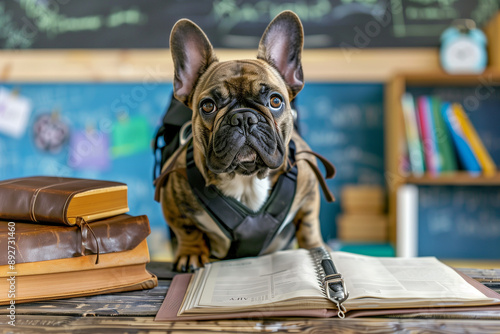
[0,87,32,138]
[68,128,111,171]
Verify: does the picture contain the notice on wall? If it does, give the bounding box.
[0,87,32,138]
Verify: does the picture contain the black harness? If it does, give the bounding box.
[185,140,299,259]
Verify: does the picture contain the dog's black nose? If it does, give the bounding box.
[230,111,258,130]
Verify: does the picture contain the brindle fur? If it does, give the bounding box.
[161,11,325,271]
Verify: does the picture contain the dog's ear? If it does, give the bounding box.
[257,11,304,99]
[170,19,218,106]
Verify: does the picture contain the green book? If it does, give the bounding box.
[430,96,457,172]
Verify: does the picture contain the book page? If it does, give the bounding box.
[332,252,496,309]
[196,249,324,307]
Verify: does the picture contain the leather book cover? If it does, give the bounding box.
[0,214,151,265]
[0,176,129,225]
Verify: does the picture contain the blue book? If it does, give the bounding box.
[440,103,481,173]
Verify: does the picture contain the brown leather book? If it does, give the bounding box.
[0,176,129,225]
[0,214,151,265]
[0,263,157,305]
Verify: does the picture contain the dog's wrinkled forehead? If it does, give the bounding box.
[194,60,288,104]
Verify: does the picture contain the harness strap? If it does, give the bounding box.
[186,141,298,258]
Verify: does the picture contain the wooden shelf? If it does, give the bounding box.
[384,70,500,245]
[405,172,500,186]
[0,48,441,82]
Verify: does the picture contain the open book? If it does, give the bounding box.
[156,249,500,320]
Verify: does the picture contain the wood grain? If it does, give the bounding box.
[0,48,441,82]
[0,267,499,333]
[4,315,500,334]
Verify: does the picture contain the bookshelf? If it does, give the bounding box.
[385,70,500,251]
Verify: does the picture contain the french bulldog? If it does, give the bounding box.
[158,11,332,272]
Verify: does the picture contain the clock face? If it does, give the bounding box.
[441,36,486,74]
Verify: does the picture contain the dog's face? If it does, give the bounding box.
[170,11,304,179]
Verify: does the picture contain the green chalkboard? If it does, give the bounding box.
[0,0,498,49]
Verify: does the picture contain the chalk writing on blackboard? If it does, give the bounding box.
[1,0,498,49]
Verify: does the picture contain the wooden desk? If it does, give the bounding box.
[1,264,500,333]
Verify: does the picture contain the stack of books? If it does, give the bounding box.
[0,176,157,305]
[336,185,388,243]
[401,93,497,176]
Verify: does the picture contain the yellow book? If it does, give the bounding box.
[453,104,497,176]
[0,239,150,277]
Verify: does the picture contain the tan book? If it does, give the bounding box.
[155,249,500,321]
[337,214,388,242]
[0,264,157,305]
[0,176,129,225]
[0,239,150,277]
[341,185,385,214]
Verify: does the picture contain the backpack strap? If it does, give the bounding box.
[295,150,336,202]
[153,139,190,202]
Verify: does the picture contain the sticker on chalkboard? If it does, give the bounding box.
[0,87,32,138]
[111,115,151,158]
[33,112,70,153]
[68,128,111,171]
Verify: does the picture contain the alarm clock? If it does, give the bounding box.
[440,19,488,74]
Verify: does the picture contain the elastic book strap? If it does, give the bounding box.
[76,217,100,265]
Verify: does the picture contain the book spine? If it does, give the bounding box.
[401,93,425,175]
[417,96,440,174]
[441,103,482,174]
[430,97,457,172]
[453,104,497,176]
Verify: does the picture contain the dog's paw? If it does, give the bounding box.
[174,253,210,272]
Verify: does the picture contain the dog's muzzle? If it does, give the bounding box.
[207,108,285,175]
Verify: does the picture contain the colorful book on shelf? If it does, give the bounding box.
[417,96,440,174]
[0,176,129,226]
[400,93,425,175]
[441,103,482,174]
[430,96,457,172]
[155,249,500,321]
[452,103,497,176]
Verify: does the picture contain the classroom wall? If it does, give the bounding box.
[1,1,499,260]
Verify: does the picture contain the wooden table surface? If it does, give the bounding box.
[1,263,500,334]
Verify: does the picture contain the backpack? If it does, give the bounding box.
[152,94,193,181]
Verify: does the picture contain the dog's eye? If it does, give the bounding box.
[269,94,283,110]
[200,99,217,114]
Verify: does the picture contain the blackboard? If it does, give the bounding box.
[418,186,500,259]
[0,0,498,49]
[297,83,385,240]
